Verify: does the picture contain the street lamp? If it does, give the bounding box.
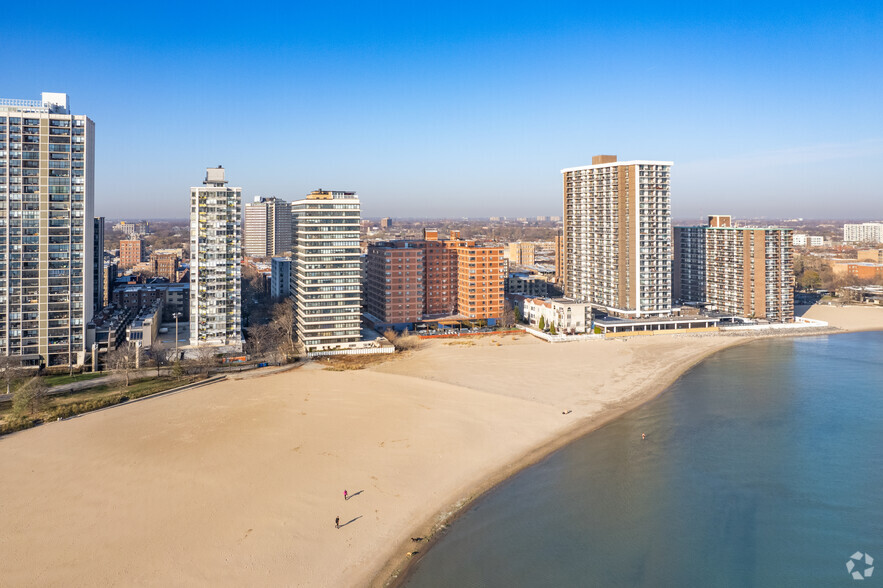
[173,312,182,360]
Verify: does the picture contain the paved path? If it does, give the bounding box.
[0,369,170,402]
[0,362,300,402]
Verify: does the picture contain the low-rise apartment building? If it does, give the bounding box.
[518,297,593,333]
[271,257,291,299]
[149,252,179,282]
[792,234,824,247]
[505,272,549,297]
[847,263,883,282]
[125,299,163,348]
[857,249,883,264]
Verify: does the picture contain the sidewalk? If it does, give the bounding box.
[0,368,171,403]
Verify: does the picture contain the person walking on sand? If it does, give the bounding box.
[335,516,340,529]
[344,489,348,501]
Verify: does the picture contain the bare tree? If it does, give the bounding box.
[499,300,516,329]
[12,376,48,419]
[106,345,135,387]
[269,299,296,360]
[144,341,173,377]
[0,355,25,395]
[190,346,218,376]
[245,324,274,359]
[383,328,421,351]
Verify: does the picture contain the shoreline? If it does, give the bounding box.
[1,304,881,587]
[375,319,882,587]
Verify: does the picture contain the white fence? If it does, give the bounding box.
[519,325,603,343]
[719,316,829,332]
[306,346,395,358]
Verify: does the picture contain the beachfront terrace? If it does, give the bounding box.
[593,314,721,335]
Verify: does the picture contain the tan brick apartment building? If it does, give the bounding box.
[562,155,672,318]
[674,215,794,322]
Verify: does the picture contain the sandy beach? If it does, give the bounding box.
[1,304,882,587]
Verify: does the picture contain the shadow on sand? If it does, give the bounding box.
[339,516,362,528]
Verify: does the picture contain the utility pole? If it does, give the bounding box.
[174,312,181,360]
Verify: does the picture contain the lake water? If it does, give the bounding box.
[404,332,883,587]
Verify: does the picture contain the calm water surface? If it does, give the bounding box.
[405,332,883,587]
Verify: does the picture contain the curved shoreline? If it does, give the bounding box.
[374,335,753,587]
[1,306,879,586]
[375,324,880,587]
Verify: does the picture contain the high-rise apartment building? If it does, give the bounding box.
[291,190,362,353]
[364,241,424,323]
[508,242,536,265]
[365,241,424,323]
[119,238,143,268]
[93,217,105,313]
[103,263,117,308]
[843,222,883,244]
[243,196,291,257]
[417,229,458,316]
[674,215,794,322]
[562,155,672,317]
[447,234,505,320]
[363,229,505,324]
[189,166,242,348]
[0,92,94,366]
[672,225,706,304]
[553,231,564,287]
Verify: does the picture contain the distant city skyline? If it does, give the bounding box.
[5,2,881,219]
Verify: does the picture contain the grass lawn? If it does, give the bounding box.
[0,375,204,436]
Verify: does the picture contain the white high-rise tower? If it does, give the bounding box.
[189,166,242,348]
[291,190,361,353]
[0,92,94,367]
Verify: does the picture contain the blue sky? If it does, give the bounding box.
[5,1,882,219]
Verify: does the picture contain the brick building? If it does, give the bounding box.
[150,252,180,282]
[365,229,504,323]
[364,241,424,323]
[417,229,458,316]
[120,239,144,268]
[847,263,883,282]
[674,215,794,322]
[448,233,505,320]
